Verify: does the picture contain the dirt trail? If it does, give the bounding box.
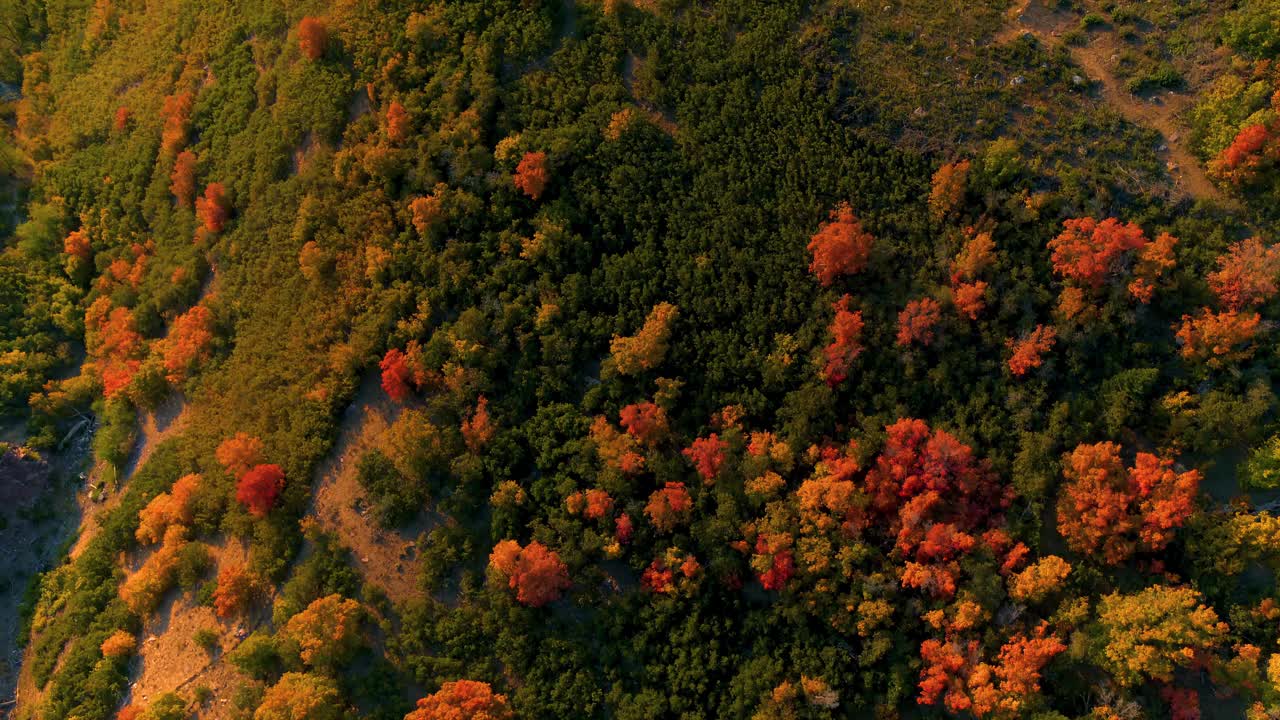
[306,372,433,605]
[996,0,1226,204]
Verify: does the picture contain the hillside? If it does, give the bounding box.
[3,1,1280,719]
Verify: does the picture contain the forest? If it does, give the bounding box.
[3,0,1280,719]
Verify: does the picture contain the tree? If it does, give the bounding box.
[1207,237,1280,311]
[86,297,143,399]
[1175,309,1261,367]
[237,464,285,518]
[645,482,692,532]
[619,402,668,444]
[950,230,996,284]
[1056,442,1200,564]
[609,302,678,375]
[929,160,970,219]
[298,17,327,61]
[583,489,614,520]
[386,101,411,143]
[1006,325,1056,377]
[213,564,260,618]
[514,151,549,200]
[405,680,513,720]
[683,434,728,483]
[255,672,343,720]
[216,433,263,478]
[410,193,443,235]
[1008,556,1071,604]
[282,594,363,668]
[170,150,196,207]
[113,106,130,133]
[807,202,874,286]
[952,281,988,320]
[100,630,135,658]
[63,229,90,261]
[461,395,494,452]
[380,348,413,402]
[753,532,794,591]
[590,416,645,474]
[897,298,942,347]
[120,525,189,615]
[1211,123,1271,184]
[196,182,229,233]
[136,473,200,544]
[821,295,864,385]
[161,304,214,383]
[1129,232,1178,304]
[1047,217,1147,288]
[918,625,1065,717]
[488,540,570,607]
[1095,585,1227,685]
[160,91,193,156]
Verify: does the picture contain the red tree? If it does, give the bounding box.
[1048,217,1148,288]
[1006,325,1056,377]
[196,182,229,233]
[683,434,728,483]
[386,101,411,143]
[619,402,668,444]
[754,533,795,591]
[1212,123,1272,184]
[514,151,549,200]
[807,202,874,286]
[113,106,130,133]
[952,281,987,320]
[380,348,413,402]
[162,304,214,383]
[170,150,196,207]
[488,540,570,607]
[897,298,942,347]
[462,396,494,452]
[821,294,864,385]
[237,464,286,518]
[1175,309,1261,367]
[298,17,328,61]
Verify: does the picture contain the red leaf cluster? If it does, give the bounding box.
[1048,217,1147,288]
[196,182,229,233]
[807,202,874,286]
[236,464,285,518]
[896,298,942,347]
[1207,237,1280,311]
[683,433,728,483]
[514,151,549,200]
[645,482,692,532]
[298,17,328,61]
[488,540,570,607]
[1006,325,1056,378]
[821,294,864,386]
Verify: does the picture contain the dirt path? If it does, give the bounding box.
[306,372,432,606]
[996,0,1226,204]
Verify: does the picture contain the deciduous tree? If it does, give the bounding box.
[1048,217,1147,288]
[1095,585,1227,685]
[1207,237,1280,311]
[487,540,570,607]
[683,434,728,483]
[1175,309,1261,367]
[255,672,342,720]
[645,482,692,532]
[405,680,513,720]
[897,298,942,347]
[216,433,263,478]
[236,464,285,518]
[170,150,196,207]
[609,302,678,375]
[282,594,363,668]
[929,160,970,219]
[807,202,874,286]
[298,17,327,61]
[821,294,864,385]
[1006,325,1056,377]
[196,182,229,233]
[514,151,549,200]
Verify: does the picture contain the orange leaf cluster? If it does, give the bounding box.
[609,302,678,375]
[119,525,188,615]
[386,101,411,143]
[170,150,196,207]
[1174,309,1261,367]
[1055,442,1201,564]
[1008,555,1071,603]
[488,539,571,607]
[645,482,692,532]
[1006,325,1056,378]
[112,106,130,133]
[282,594,363,668]
[918,625,1066,718]
[461,396,494,452]
[298,17,328,60]
[619,401,668,445]
[213,564,259,618]
[406,680,513,720]
[410,193,443,235]
[1128,232,1178,304]
[641,548,701,594]
[1207,237,1280,311]
[929,160,970,219]
[821,294,864,386]
[591,415,645,474]
[807,202,874,286]
[100,630,135,658]
[514,151,549,200]
[196,182,229,233]
[1048,217,1148,288]
[85,297,143,399]
[136,473,200,545]
[216,433,263,478]
[160,91,193,156]
[753,532,795,591]
[896,297,942,347]
[162,304,214,383]
[1211,123,1274,185]
[63,229,91,261]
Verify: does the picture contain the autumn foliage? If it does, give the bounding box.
[216,433,263,478]
[160,91,193,156]
[85,297,143,398]
[63,229,91,261]
[1008,555,1071,603]
[236,464,286,518]
[1095,585,1227,685]
[1174,309,1261,367]
[212,564,259,618]
[807,202,874,286]
[618,402,668,444]
[1048,217,1148,288]
[282,594,363,668]
[1056,442,1200,564]
[386,101,411,143]
[298,17,328,60]
[255,672,342,720]
[1210,123,1274,185]
[1207,237,1280,311]
[645,482,692,532]
[119,525,190,615]
[196,182,230,233]
[1006,325,1056,377]
[821,294,864,385]
[591,416,645,474]
[405,680,513,720]
[929,160,970,219]
[918,625,1066,717]
[896,298,942,347]
[461,396,494,452]
[609,302,678,375]
[170,150,196,207]
[136,473,200,544]
[380,348,414,402]
[161,304,214,383]
[683,433,728,483]
[100,630,135,658]
[1129,231,1178,304]
[513,151,549,200]
[488,540,571,607]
